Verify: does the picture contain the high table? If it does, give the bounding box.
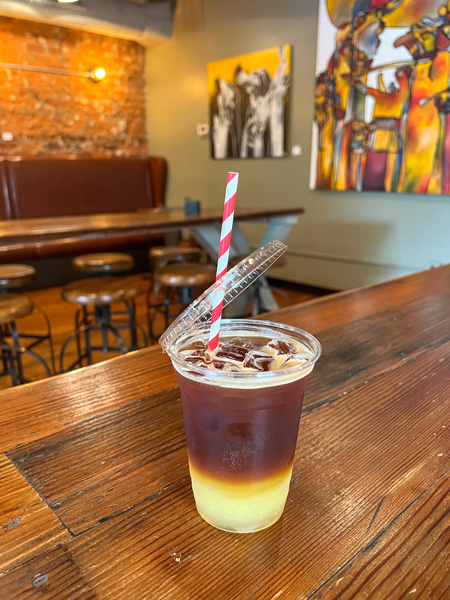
[0,206,303,312]
[0,207,302,257]
[0,265,449,599]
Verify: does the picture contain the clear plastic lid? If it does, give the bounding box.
[158,239,287,352]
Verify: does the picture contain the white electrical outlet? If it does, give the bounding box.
[1,132,13,142]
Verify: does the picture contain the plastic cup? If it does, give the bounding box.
[166,319,321,533]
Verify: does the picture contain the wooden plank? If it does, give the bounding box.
[0,348,177,453]
[8,292,450,534]
[303,292,450,412]
[1,341,449,598]
[0,207,305,242]
[309,473,450,599]
[265,263,450,334]
[1,281,449,454]
[0,454,70,575]
[8,389,188,535]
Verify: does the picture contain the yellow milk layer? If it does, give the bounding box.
[189,463,293,533]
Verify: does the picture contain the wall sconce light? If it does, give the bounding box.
[0,62,105,82]
[88,68,106,83]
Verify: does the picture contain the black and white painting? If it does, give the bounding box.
[207,46,291,159]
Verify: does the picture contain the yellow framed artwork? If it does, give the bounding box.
[207,46,291,159]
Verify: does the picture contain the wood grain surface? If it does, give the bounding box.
[0,265,449,599]
[309,474,450,599]
[0,207,304,261]
[9,388,187,535]
[0,455,70,574]
[0,207,304,244]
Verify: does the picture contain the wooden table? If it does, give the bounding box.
[0,206,303,312]
[0,207,302,259]
[0,264,449,599]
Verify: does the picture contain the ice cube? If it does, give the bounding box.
[184,356,207,366]
[191,340,207,350]
[267,339,298,355]
[222,362,242,372]
[181,349,208,366]
[243,350,273,371]
[215,342,249,362]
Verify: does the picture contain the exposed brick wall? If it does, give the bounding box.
[0,17,148,156]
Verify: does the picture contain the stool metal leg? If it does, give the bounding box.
[0,321,52,386]
[96,305,112,353]
[3,304,57,377]
[128,299,138,349]
[60,325,87,372]
[105,322,128,354]
[83,306,94,366]
[123,299,148,349]
[60,302,140,372]
[10,321,26,384]
[60,320,129,372]
[75,306,85,365]
[181,285,192,308]
[0,325,20,387]
[0,344,20,387]
[31,304,57,375]
[0,326,9,377]
[148,284,195,342]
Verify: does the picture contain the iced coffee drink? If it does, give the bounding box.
[166,319,321,533]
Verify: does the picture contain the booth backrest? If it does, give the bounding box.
[2,155,167,219]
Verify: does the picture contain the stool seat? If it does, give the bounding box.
[149,246,202,261]
[72,253,134,274]
[155,264,216,288]
[62,278,141,305]
[0,293,33,325]
[0,264,36,288]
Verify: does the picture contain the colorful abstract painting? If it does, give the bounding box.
[311,0,450,194]
[207,46,291,159]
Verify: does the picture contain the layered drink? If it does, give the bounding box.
[167,319,321,533]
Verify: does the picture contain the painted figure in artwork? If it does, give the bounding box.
[236,46,290,158]
[211,78,240,159]
[312,0,450,195]
[363,66,411,191]
[236,67,272,158]
[208,46,291,159]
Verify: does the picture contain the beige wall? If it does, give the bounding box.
[146,0,450,290]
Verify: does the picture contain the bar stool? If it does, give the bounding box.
[72,253,134,275]
[0,293,53,386]
[148,263,216,341]
[149,246,203,270]
[147,245,204,339]
[148,245,203,295]
[71,252,136,340]
[0,264,56,377]
[60,276,146,372]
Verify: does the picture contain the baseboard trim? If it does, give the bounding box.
[269,251,423,290]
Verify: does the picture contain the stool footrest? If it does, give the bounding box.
[60,300,148,372]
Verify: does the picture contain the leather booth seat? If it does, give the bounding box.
[1,155,167,219]
[0,155,168,259]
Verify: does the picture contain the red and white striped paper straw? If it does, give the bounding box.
[207,171,239,355]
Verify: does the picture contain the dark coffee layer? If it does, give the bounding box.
[176,371,311,482]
